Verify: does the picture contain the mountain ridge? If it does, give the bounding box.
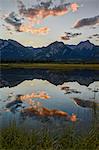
[0,39,99,63]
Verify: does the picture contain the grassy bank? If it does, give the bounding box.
[0,123,99,150]
[0,63,99,70]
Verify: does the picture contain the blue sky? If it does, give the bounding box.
[0,0,99,47]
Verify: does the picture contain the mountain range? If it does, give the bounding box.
[1,69,99,87]
[0,39,99,63]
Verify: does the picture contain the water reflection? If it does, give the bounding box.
[1,69,99,87]
[73,98,98,108]
[5,93,77,122]
[0,69,99,131]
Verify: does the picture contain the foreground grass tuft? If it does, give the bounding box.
[0,124,99,150]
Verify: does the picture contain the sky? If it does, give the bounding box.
[0,0,99,47]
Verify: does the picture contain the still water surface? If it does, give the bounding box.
[0,68,99,132]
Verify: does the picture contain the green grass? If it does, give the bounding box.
[0,123,99,150]
[0,63,99,70]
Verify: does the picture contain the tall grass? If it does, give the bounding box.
[0,123,99,150]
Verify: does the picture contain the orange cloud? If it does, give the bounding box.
[19,7,68,35]
[17,1,79,34]
[70,114,77,122]
[71,3,79,12]
[20,91,51,101]
[2,0,78,35]
[22,106,77,122]
[6,92,77,122]
[20,24,49,34]
[18,4,78,21]
[3,1,79,35]
[19,7,68,23]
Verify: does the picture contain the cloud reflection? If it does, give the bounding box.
[5,92,77,122]
[21,106,77,122]
[20,91,51,101]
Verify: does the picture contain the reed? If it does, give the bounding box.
[0,122,98,150]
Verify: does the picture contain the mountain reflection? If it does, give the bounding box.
[73,98,98,108]
[1,69,99,87]
[0,77,99,130]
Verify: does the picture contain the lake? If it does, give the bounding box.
[0,68,99,133]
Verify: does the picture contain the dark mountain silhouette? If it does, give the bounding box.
[1,68,99,88]
[0,39,99,63]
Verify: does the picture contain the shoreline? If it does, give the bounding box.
[0,63,99,70]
